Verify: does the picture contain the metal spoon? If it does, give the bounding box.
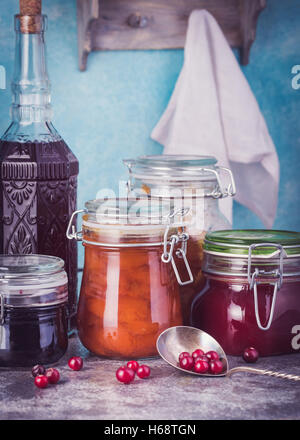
[156,326,300,381]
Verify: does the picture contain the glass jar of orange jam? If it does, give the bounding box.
[67,198,193,359]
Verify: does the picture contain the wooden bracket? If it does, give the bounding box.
[77,0,99,71]
[77,0,266,71]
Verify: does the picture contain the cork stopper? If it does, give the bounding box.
[19,0,42,34]
[20,0,41,16]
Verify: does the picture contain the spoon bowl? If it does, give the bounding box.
[156,325,228,377]
[156,326,300,381]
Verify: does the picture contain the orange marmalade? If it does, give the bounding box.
[75,199,186,359]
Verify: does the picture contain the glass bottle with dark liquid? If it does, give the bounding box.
[0,12,79,331]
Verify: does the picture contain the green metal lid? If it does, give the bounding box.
[204,230,300,257]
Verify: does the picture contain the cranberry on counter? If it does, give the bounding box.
[243,347,259,363]
[34,375,49,389]
[136,365,151,379]
[127,360,139,372]
[46,368,60,384]
[68,356,83,371]
[116,367,135,384]
[31,364,46,377]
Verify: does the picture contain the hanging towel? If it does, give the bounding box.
[151,9,279,227]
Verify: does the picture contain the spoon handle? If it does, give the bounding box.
[227,366,300,382]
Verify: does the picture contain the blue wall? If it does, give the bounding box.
[0,0,300,267]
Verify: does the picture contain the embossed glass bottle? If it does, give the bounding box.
[0,14,79,331]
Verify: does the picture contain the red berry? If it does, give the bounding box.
[206,350,219,361]
[178,352,190,362]
[192,349,204,360]
[136,365,151,379]
[194,360,209,374]
[179,355,194,371]
[31,364,46,377]
[45,368,60,384]
[243,347,259,363]
[68,356,83,371]
[116,367,135,384]
[194,354,209,363]
[209,360,224,375]
[34,375,49,389]
[127,360,139,372]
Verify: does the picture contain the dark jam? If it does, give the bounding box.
[0,304,68,367]
[191,277,300,356]
[0,140,79,327]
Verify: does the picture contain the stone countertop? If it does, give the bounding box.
[0,335,299,420]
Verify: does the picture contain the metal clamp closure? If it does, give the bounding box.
[247,243,285,331]
[161,219,193,286]
[66,209,85,241]
[0,294,5,326]
[205,166,236,199]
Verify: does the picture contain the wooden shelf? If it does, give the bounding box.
[77,0,266,71]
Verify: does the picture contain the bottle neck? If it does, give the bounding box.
[1,15,62,143]
[11,15,52,125]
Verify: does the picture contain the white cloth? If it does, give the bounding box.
[151,9,279,228]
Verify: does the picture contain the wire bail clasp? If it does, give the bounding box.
[203,166,236,199]
[0,275,9,327]
[66,209,86,241]
[161,208,194,286]
[247,243,285,331]
[0,293,4,326]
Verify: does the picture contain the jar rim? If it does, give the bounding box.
[204,229,300,258]
[84,197,188,227]
[123,155,219,182]
[125,154,218,167]
[0,254,65,279]
[0,255,68,309]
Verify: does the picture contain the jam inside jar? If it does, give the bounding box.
[70,198,193,359]
[0,255,68,368]
[191,230,300,356]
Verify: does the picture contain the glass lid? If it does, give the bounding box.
[127,155,217,168]
[0,254,65,278]
[84,197,187,227]
[204,230,300,257]
[0,255,68,308]
[123,155,219,181]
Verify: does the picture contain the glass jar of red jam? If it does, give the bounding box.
[67,198,193,359]
[123,155,236,325]
[0,255,68,367]
[191,230,300,356]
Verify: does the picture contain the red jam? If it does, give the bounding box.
[192,230,300,357]
[191,276,300,356]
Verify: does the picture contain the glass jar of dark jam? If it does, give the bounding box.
[191,230,300,357]
[0,255,68,367]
